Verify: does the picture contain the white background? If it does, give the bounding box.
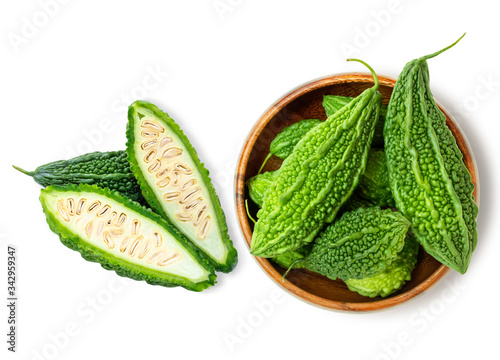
[1,1,499,359]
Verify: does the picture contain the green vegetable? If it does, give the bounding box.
[355,149,394,207]
[323,95,386,147]
[304,207,410,281]
[127,101,237,273]
[384,34,477,274]
[39,184,216,291]
[251,59,382,258]
[345,236,419,298]
[259,119,321,172]
[247,171,278,207]
[14,151,143,203]
[272,245,312,270]
[270,119,321,160]
[337,193,374,216]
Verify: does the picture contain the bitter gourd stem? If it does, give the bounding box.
[258,153,272,175]
[346,58,379,90]
[12,165,33,176]
[245,199,257,224]
[282,259,305,282]
[420,33,466,61]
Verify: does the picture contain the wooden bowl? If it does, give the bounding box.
[235,73,479,312]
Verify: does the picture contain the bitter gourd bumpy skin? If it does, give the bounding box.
[246,171,278,207]
[258,119,321,173]
[126,101,237,273]
[345,235,419,298]
[323,95,387,148]
[39,184,216,291]
[250,60,382,258]
[355,149,394,207]
[384,34,478,274]
[14,151,144,203]
[304,207,410,281]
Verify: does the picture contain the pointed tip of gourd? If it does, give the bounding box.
[420,33,466,61]
[12,165,33,176]
[346,58,379,90]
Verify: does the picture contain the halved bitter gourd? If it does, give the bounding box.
[39,184,216,291]
[126,101,237,273]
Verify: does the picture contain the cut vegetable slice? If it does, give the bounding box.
[126,101,237,272]
[40,184,216,291]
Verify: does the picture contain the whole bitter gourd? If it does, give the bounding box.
[345,235,419,297]
[384,34,478,274]
[303,207,410,281]
[323,95,387,147]
[355,149,394,207]
[127,101,237,273]
[14,151,144,203]
[39,184,216,291]
[251,59,382,257]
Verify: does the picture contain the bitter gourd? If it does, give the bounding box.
[39,184,216,291]
[345,235,419,298]
[247,171,278,207]
[355,149,394,207]
[272,244,312,270]
[323,95,386,147]
[270,119,321,160]
[337,193,374,216]
[384,34,477,274]
[14,151,143,203]
[251,59,382,257]
[303,207,410,281]
[126,101,237,273]
[259,119,321,172]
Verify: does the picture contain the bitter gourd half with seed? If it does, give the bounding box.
[304,207,410,281]
[126,101,237,273]
[251,59,382,258]
[14,151,143,203]
[39,184,216,291]
[384,34,477,274]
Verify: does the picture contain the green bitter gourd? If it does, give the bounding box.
[336,193,374,216]
[14,151,143,203]
[39,184,216,291]
[258,119,321,172]
[323,95,387,147]
[384,34,477,274]
[272,244,312,270]
[303,207,410,281]
[247,171,279,207]
[345,235,419,297]
[126,101,237,273]
[269,119,321,160]
[251,59,382,257]
[355,149,394,207]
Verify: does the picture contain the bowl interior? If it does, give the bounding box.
[235,73,478,311]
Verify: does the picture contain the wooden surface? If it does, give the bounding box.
[235,73,479,312]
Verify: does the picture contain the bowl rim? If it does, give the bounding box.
[234,72,478,312]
